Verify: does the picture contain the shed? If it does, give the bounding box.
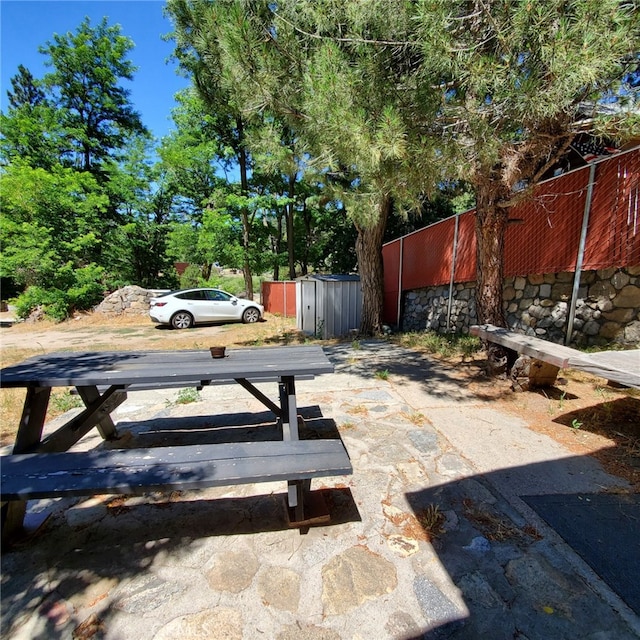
[296,275,362,339]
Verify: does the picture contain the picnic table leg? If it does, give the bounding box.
[279,376,303,513]
[288,478,311,523]
[76,385,119,440]
[2,386,51,541]
[279,376,298,441]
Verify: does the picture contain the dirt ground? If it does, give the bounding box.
[1,311,638,491]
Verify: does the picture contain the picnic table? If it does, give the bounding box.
[0,345,352,540]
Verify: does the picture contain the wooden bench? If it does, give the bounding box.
[1,439,353,530]
[470,324,584,390]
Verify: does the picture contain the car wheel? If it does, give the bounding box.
[242,307,260,324]
[171,311,194,329]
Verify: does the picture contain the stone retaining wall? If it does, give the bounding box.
[402,267,640,347]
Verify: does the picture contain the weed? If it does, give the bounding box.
[168,387,201,406]
[351,339,361,350]
[402,411,427,425]
[51,390,84,413]
[416,504,445,539]
[347,404,369,416]
[463,499,522,541]
[571,419,583,430]
[557,391,567,411]
[392,331,481,359]
[375,369,389,381]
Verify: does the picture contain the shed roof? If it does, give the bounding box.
[303,274,360,282]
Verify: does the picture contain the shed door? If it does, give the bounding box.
[301,279,317,335]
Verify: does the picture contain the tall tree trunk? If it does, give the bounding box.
[237,119,253,299]
[475,185,507,327]
[286,173,296,280]
[356,195,391,335]
[272,209,283,281]
[300,200,311,276]
[475,182,510,373]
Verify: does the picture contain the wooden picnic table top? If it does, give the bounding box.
[0,344,334,389]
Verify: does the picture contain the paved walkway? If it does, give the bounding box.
[2,341,638,639]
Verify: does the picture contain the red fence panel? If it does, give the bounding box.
[261,281,297,316]
[383,148,640,303]
[453,211,476,283]
[401,217,456,290]
[504,167,589,276]
[583,151,640,270]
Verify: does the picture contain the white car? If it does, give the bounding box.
[149,288,264,329]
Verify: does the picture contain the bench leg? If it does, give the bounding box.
[288,479,311,522]
[1,500,26,544]
[511,355,560,391]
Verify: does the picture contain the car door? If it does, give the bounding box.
[204,290,240,321]
[175,290,215,322]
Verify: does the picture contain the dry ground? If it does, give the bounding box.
[1,311,638,491]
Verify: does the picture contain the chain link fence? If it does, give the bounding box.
[383,147,640,327]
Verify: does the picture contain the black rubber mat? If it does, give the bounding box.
[522,493,640,616]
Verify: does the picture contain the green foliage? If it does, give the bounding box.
[14,286,68,321]
[179,264,206,289]
[167,387,201,406]
[394,332,482,359]
[51,390,84,413]
[13,264,105,321]
[40,16,148,171]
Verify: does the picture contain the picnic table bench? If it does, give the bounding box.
[1,345,352,540]
[470,324,640,390]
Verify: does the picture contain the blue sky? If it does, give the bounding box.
[0,0,191,140]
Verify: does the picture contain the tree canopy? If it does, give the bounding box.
[1,3,638,333]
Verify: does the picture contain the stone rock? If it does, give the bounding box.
[463,536,491,553]
[95,285,158,316]
[615,285,640,309]
[583,320,601,336]
[385,611,422,638]
[115,575,185,614]
[321,546,397,615]
[529,273,544,285]
[386,535,420,557]
[257,567,300,612]
[624,321,640,344]
[596,267,616,280]
[599,322,623,340]
[409,429,439,454]
[153,608,242,640]
[589,281,615,299]
[277,625,341,640]
[612,271,630,289]
[206,549,259,593]
[603,308,635,323]
[514,277,526,290]
[413,576,464,628]
[457,572,507,609]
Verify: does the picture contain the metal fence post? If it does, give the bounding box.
[446,215,460,332]
[396,237,404,328]
[565,163,597,345]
